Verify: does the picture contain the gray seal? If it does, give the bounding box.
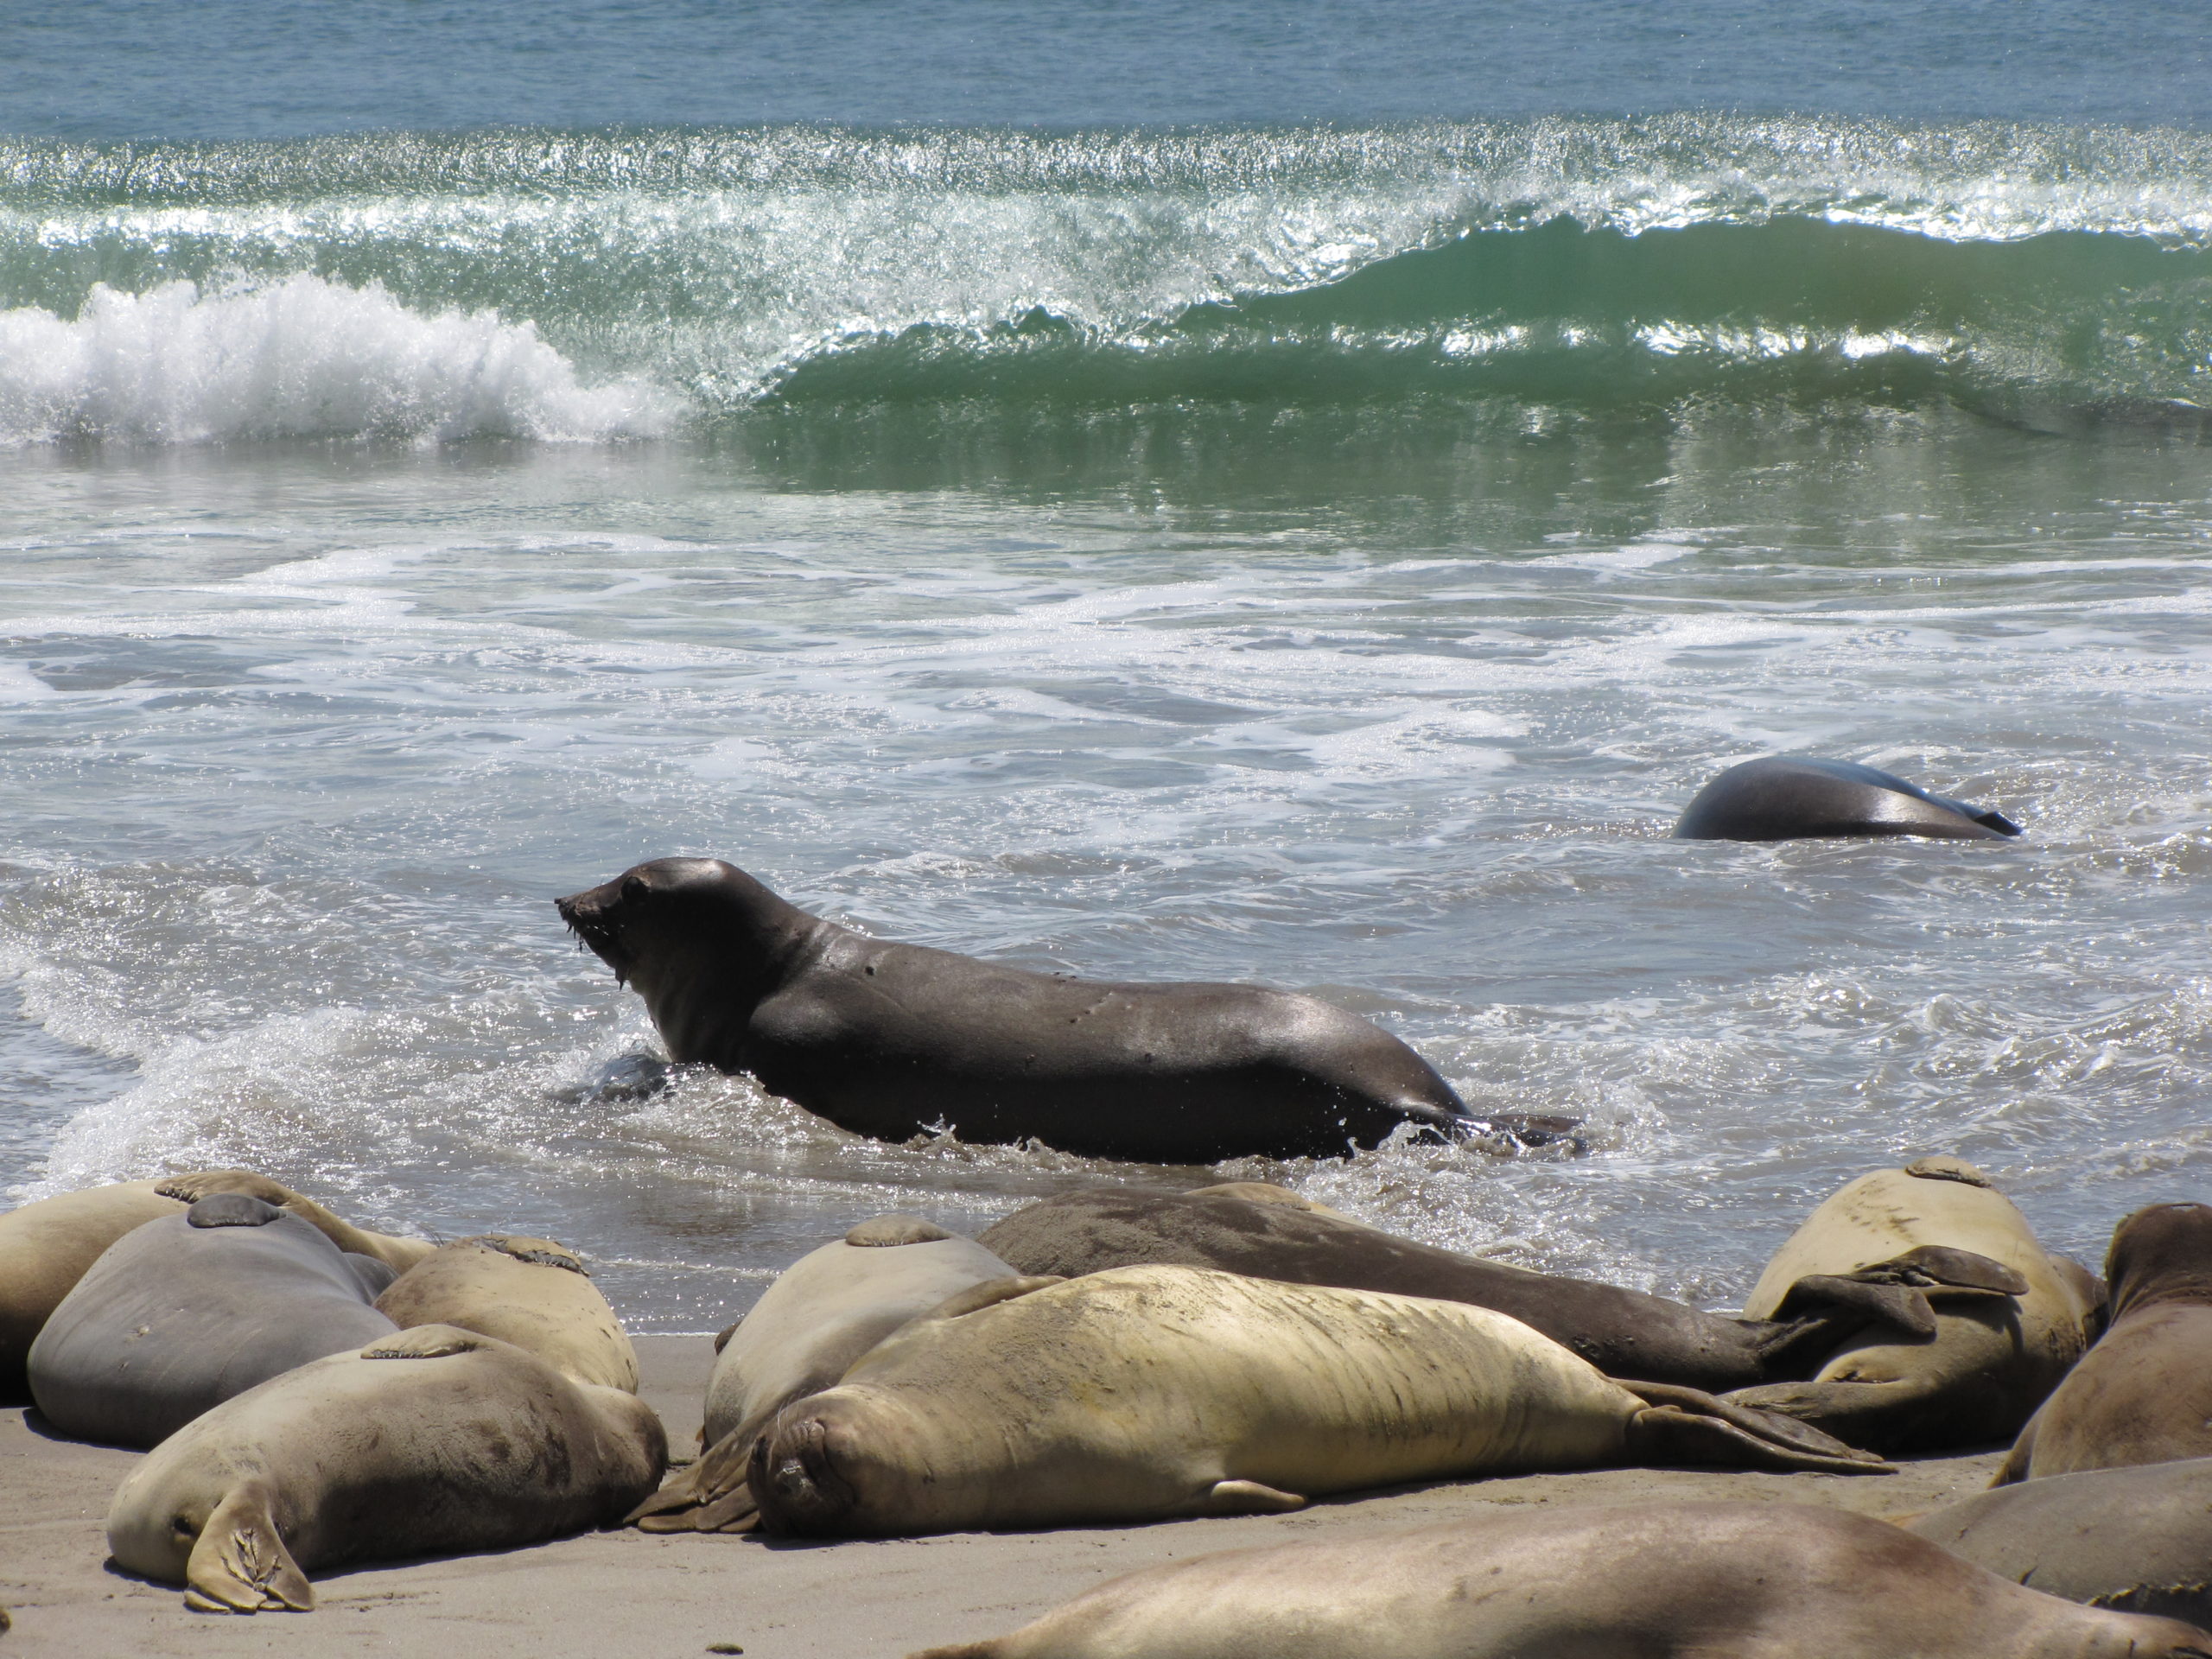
[976,1183,1942,1391]
[1674,755,2022,841]
[1909,1457,2212,1626]
[908,1501,2212,1659]
[28,1194,398,1447]
[556,857,1573,1163]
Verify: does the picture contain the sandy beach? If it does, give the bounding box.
[0,1334,2004,1658]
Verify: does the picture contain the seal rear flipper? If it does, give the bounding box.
[1722,1376,1947,1456]
[627,1424,762,1534]
[182,1485,313,1613]
[1180,1478,1306,1516]
[1622,1381,1891,1474]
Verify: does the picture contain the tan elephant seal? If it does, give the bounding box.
[1996,1202,2212,1484]
[1724,1157,2104,1452]
[107,1324,666,1612]
[628,1213,1014,1533]
[747,1264,1885,1538]
[29,1194,401,1448]
[373,1235,638,1392]
[0,1170,431,1397]
[907,1501,2212,1659]
[1909,1456,2212,1625]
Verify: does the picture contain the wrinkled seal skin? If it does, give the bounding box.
[375,1234,639,1393]
[107,1325,666,1613]
[0,1170,430,1400]
[747,1264,1885,1539]
[628,1213,1015,1534]
[1910,1457,2212,1626]
[1674,755,2023,842]
[976,1182,1940,1391]
[1724,1157,2105,1454]
[1997,1203,2212,1484]
[29,1195,401,1449]
[908,1501,2212,1659]
[555,858,1557,1164]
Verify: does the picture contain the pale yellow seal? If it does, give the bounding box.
[106,1325,664,1612]
[749,1264,1885,1536]
[373,1234,638,1392]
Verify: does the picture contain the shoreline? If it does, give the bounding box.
[2,1335,2005,1658]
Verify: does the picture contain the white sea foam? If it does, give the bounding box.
[0,276,676,445]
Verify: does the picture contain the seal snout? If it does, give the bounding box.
[748,1414,857,1535]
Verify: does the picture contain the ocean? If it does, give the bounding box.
[4,3,2211,1328]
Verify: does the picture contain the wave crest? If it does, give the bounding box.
[0,275,672,444]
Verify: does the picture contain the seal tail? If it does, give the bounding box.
[182,1483,313,1613]
[627,1423,762,1534]
[1621,1380,1892,1474]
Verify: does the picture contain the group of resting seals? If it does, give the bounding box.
[8,1154,2212,1656]
[553,755,2016,1167]
[0,1173,664,1611]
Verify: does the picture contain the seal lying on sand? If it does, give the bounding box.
[107,1325,665,1612]
[0,1170,430,1398]
[747,1264,1885,1538]
[29,1194,400,1448]
[906,1501,2212,1659]
[375,1234,639,1393]
[556,857,1572,1163]
[629,1213,1014,1534]
[1723,1157,2104,1453]
[1996,1202,2212,1483]
[1909,1457,2212,1626]
[1674,755,2023,842]
[977,1182,1945,1391]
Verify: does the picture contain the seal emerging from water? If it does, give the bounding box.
[556,858,1559,1163]
[1673,755,2022,841]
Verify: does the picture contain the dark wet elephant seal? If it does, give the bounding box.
[29,1194,400,1448]
[0,1170,430,1399]
[1723,1157,2104,1454]
[1997,1202,2212,1484]
[106,1325,666,1612]
[1910,1457,2212,1626]
[1674,755,2023,841]
[375,1234,639,1393]
[908,1501,2212,1659]
[629,1213,1014,1534]
[976,1183,1938,1391]
[747,1264,1884,1538]
[556,857,1566,1163]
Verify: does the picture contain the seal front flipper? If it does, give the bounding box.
[921,1276,1065,1322]
[360,1324,493,1361]
[1621,1381,1891,1473]
[182,1483,313,1613]
[1179,1478,1306,1517]
[153,1170,300,1207]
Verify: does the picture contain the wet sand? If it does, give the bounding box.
[0,1334,2004,1658]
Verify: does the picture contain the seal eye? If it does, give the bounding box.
[620,874,650,904]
